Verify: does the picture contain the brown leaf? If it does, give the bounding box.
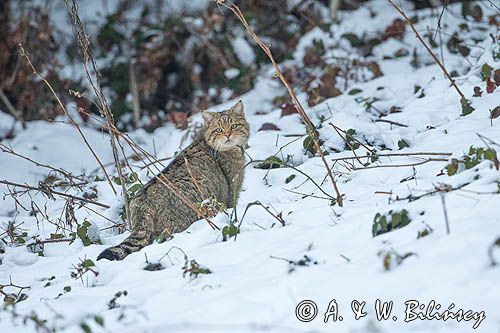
[280,103,298,117]
[486,79,497,94]
[494,69,500,86]
[389,106,402,114]
[491,106,500,119]
[368,62,383,78]
[383,19,406,40]
[488,14,499,26]
[303,52,323,67]
[473,86,483,97]
[258,123,281,131]
[168,111,188,129]
[470,5,483,22]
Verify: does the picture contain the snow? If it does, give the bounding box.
[231,36,256,67]
[1,1,499,333]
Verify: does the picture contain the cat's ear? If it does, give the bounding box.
[201,111,216,123]
[229,100,244,115]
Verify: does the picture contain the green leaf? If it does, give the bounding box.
[285,174,296,184]
[94,315,104,327]
[255,156,283,169]
[77,222,92,247]
[392,212,402,228]
[481,63,493,81]
[80,323,92,333]
[461,97,475,116]
[112,176,122,185]
[398,139,409,150]
[348,88,362,95]
[341,33,363,47]
[303,135,317,155]
[64,286,71,292]
[446,159,459,176]
[82,259,95,268]
[222,224,240,241]
[129,172,139,182]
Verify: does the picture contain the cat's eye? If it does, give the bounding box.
[231,124,239,129]
[215,128,222,133]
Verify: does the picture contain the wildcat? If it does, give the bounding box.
[97,101,249,261]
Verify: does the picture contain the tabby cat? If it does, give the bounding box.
[97,101,249,261]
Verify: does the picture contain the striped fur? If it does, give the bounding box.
[97,101,249,261]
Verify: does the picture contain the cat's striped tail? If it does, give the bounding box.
[97,230,153,261]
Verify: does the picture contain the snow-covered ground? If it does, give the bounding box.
[1,1,499,332]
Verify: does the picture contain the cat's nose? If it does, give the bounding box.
[225,133,231,139]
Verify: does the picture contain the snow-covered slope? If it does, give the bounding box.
[1,1,499,333]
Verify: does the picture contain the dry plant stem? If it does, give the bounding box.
[374,119,408,127]
[18,45,116,194]
[0,276,30,301]
[236,200,286,232]
[385,0,465,99]
[184,157,205,198]
[65,0,130,225]
[440,194,450,234]
[0,143,85,184]
[220,2,343,206]
[328,122,375,153]
[129,59,141,129]
[0,179,110,209]
[331,152,451,162]
[352,158,449,170]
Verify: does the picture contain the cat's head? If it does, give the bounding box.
[202,101,249,152]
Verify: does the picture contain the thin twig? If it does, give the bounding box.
[0,179,110,208]
[352,158,448,170]
[440,193,450,234]
[65,0,130,225]
[374,119,408,127]
[386,0,465,100]
[18,45,117,195]
[331,151,452,162]
[0,143,85,185]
